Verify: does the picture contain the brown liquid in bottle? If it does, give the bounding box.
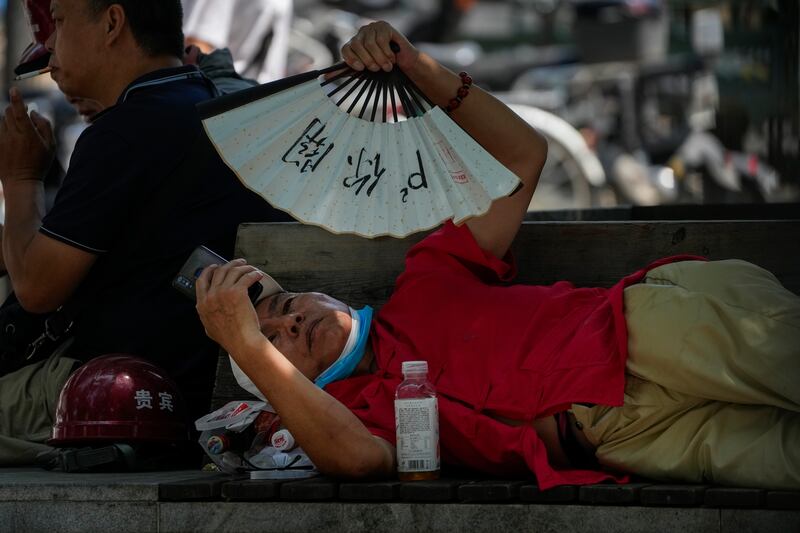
[398,470,440,481]
[395,361,440,481]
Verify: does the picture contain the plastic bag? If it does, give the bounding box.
[195,400,317,478]
[195,400,269,432]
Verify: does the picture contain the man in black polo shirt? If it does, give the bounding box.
[0,0,288,464]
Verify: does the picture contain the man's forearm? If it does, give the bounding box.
[0,90,95,312]
[404,51,546,258]
[2,179,47,295]
[404,52,546,183]
[233,335,395,478]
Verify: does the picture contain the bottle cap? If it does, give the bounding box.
[206,434,229,454]
[270,429,296,451]
[401,360,428,376]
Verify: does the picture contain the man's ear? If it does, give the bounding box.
[103,4,127,47]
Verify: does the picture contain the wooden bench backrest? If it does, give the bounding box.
[211,219,800,408]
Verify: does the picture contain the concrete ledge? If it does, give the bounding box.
[0,468,217,502]
[162,503,800,533]
[720,509,800,533]
[1,469,799,533]
[8,501,157,533]
[2,501,799,533]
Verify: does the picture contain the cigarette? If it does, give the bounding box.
[15,67,53,81]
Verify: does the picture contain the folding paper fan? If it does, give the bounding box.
[198,62,521,238]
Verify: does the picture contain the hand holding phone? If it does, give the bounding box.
[173,246,264,303]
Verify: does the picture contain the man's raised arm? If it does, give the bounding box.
[340,22,548,259]
[0,87,96,313]
[196,261,396,479]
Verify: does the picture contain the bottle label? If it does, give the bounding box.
[394,397,440,473]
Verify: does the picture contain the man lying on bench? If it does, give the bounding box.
[195,22,800,490]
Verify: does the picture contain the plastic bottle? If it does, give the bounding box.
[394,360,440,480]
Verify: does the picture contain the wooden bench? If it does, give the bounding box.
[1,216,798,533]
[200,217,800,517]
[213,217,800,406]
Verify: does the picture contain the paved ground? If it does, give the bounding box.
[1,468,798,533]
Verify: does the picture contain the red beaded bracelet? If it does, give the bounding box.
[444,71,473,114]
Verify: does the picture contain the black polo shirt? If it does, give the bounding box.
[40,66,290,415]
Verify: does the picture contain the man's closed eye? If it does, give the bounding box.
[282,296,295,315]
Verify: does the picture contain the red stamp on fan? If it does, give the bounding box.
[435,141,470,184]
[450,171,469,184]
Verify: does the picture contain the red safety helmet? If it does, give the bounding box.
[15,0,55,76]
[50,354,189,446]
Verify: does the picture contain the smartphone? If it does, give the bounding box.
[172,245,263,303]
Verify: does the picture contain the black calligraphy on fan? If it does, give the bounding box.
[282,118,334,173]
[343,148,386,197]
[400,151,429,203]
[342,149,429,203]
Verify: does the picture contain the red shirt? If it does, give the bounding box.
[325,221,701,489]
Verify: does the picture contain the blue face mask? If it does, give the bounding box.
[314,305,373,389]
